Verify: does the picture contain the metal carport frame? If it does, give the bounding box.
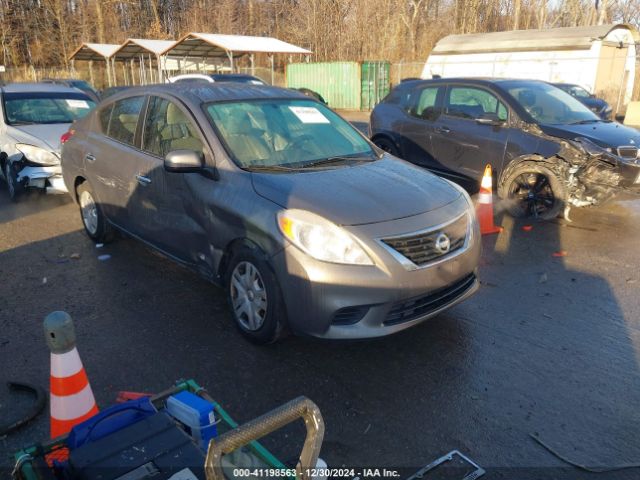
[110,39,177,85]
[68,43,121,87]
[161,33,312,85]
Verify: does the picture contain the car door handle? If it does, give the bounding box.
[85,153,96,162]
[435,127,451,134]
[136,175,151,186]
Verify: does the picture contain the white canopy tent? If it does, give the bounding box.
[68,43,121,86]
[162,33,312,84]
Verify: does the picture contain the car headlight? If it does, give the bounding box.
[16,144,60,166]
[277,209,374,265]
[571,137,612,157]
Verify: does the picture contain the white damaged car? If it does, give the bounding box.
[0,83,96,200]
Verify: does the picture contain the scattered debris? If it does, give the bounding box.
[98,254,111,261]
[70,253,81,260]
[543,313,553,319]
[627,279,637,284]
[41,277,47,285]
[406,450,485,480]
[539,273,548,284]
[95,243,104,249]
[552,251,568,257]
[522,225,533,232]
[363,423,371,434]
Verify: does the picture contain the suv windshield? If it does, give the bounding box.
[205,99,376,169]
[502,81,599,125]
[3,92,96,125]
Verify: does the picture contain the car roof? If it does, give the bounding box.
[397,77,549,88]
[0,82,88,94]
[107,82,307,104]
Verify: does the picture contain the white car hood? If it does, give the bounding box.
[6,123,71,153]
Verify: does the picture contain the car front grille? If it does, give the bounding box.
[381,213,468,268]
[384,273,477,326]
[617,146,639,160]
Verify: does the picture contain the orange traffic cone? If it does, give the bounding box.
[44,311,99,439]
[477,164,503,235]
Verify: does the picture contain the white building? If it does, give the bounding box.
[422,24,638,111]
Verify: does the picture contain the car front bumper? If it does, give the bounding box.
[17,165,68,194]
[271,196,481,339]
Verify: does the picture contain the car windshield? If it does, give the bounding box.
[3,92,96,125]
[205,99,376,170]
[565,85,591,98]
[503,81,600,125]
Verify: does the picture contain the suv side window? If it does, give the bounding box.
[407,86,441,121]
[142,97,204,157]
[445,86,508,121]
[107,96,145,146]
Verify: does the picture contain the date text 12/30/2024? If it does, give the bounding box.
[232,468,401,478]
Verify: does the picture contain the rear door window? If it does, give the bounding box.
[407,86,442,121]
[142,97,204,157]
[445,86,508,121]
[106,96,145,146]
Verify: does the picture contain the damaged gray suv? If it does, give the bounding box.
[371,79,640,220]
[61,83,480,343]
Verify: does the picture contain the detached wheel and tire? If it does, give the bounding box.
[499,162,566,220]
[373,137,399,156]
[225,247,287,344]
[77,183,114,242]
[5,162,22,202]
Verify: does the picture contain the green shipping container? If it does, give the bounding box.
[361,61,391,111]
[286,61,390,110]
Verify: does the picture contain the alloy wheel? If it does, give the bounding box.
[230,261,268,331]
[508,172,556,218]
[79,190,99,235]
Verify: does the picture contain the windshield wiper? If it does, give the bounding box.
[570,119,601,125]
[243,165,298,173]
[298,155,376,169]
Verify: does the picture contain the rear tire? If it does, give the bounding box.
[225,246,287,344]
[77,183,114,243]
[373,137,400,157]
[499,162,566,220]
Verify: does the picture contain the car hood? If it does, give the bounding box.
[579,97,608,110]
[7,124,70,153]
[251,156,462,226]
[539,122,640,149]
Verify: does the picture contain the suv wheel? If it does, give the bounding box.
[500,162,566,220]
[373,137,399,156]
[77,183,114,242]
[225,247,287,344]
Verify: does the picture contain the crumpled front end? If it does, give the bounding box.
[559,139,640,208]
[7,146,68,195]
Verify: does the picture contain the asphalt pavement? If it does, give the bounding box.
[2,150,640,478]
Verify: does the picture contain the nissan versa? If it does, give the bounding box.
[370,79,640,220]
[61,84,480,343]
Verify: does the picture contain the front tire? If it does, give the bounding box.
[225,246,287,344]
[373,137,400,157]
[77,183,114,242]
[5,161,22,202]
[499,162,566,220]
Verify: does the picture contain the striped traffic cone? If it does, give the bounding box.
[477,164,503,235]
[44,311,99,439]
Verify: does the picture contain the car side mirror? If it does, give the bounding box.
[476,113,504,126]
[164,150,204,173]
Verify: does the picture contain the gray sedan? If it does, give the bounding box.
[61,83,480,343]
